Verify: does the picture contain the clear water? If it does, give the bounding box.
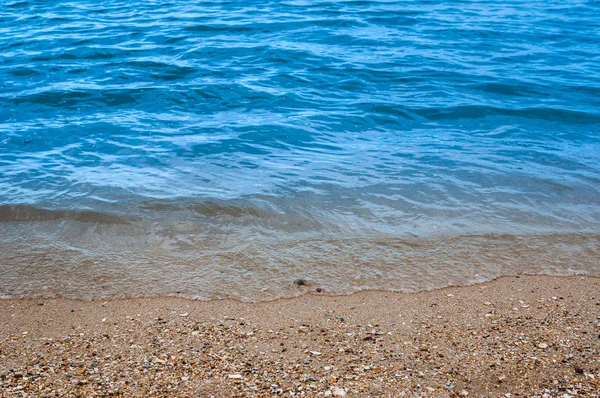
[1,0,599,300]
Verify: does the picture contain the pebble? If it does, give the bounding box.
[332,387,346,397]
[538,342,548,349]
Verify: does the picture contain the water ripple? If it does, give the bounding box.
[1,0,599,299]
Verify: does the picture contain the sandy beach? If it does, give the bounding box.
[1,275,599,397]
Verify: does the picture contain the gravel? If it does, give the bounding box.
[1,275,599,397]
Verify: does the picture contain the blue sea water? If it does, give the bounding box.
[0,0,599,300]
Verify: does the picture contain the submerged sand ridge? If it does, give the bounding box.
[1,275,599,397]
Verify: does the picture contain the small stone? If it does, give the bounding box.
[316,288,322,292]
[460,390,469,396]
[101,318,107,322]
[447,294,454,297]
[181,376,189,381]
[294,279,307,286]
[332,387,346,397]
[538,343,548,349]
[310,351,321,356]
[228,374,242,379]
[179,313,189,317]
[324,391,332,397]
[484,301,492,306]
[426,387,435,392]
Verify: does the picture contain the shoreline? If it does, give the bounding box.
[3,272,600,304]
[1,275,599,396]
[2,231,598,301]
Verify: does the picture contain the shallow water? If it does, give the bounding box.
[1,0,599,300]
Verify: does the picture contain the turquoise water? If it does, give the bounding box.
[1,1,599,300]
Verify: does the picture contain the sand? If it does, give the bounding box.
[1,275,599,397]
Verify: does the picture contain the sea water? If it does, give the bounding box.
[1,0,599,300]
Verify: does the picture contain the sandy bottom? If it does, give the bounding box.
[1,275,599,397]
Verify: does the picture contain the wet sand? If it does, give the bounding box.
[1,275,599,397]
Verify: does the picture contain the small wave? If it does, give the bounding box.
[8,88,157,108]
[414,105,600,124]
[139,200,267,219]
[0,205,137,224]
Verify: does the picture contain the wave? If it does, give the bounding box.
[0,205,138,224]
